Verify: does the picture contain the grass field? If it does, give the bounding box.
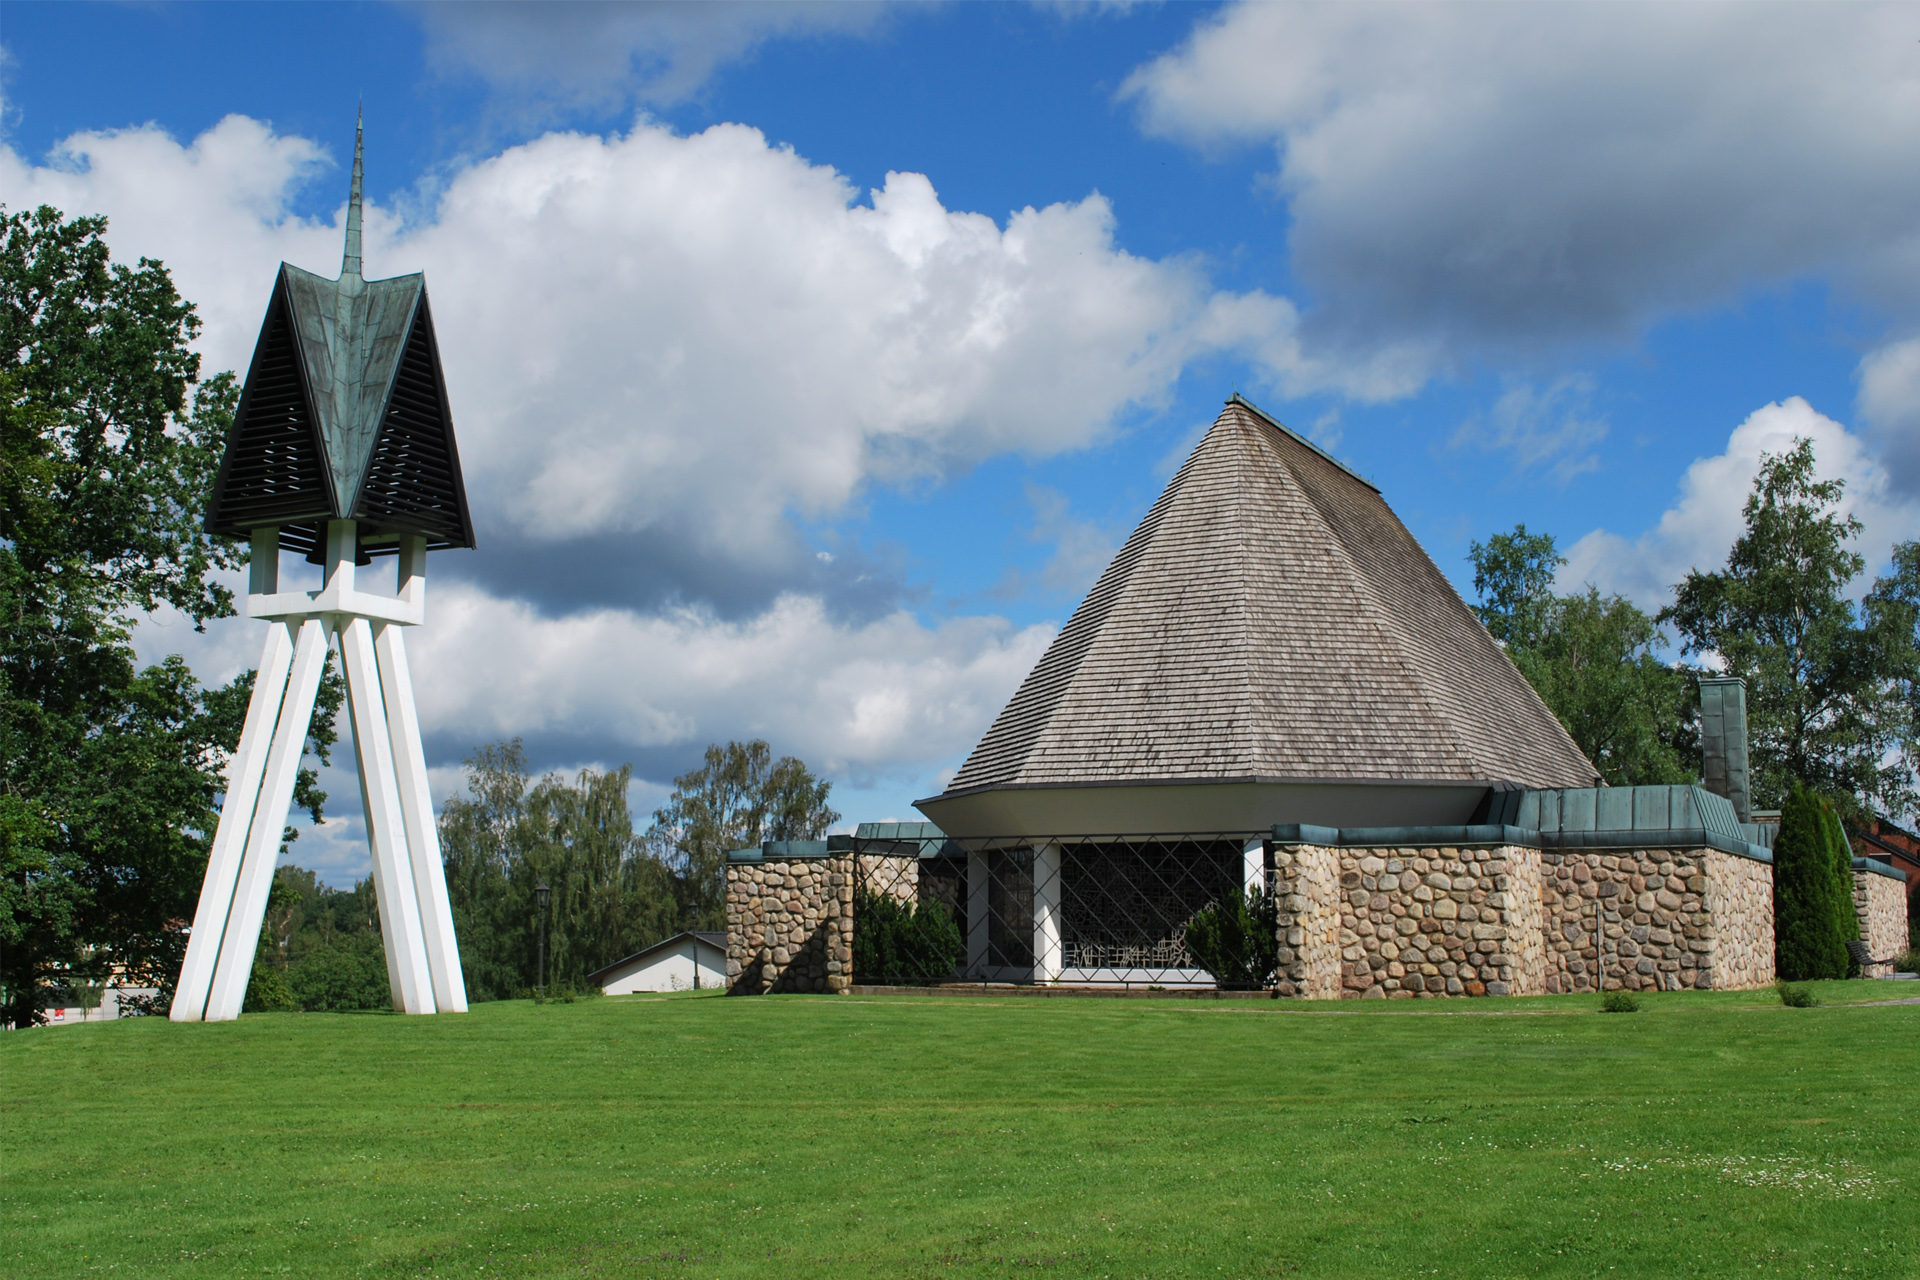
[4,985,1917,1279]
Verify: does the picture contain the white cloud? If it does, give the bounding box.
[1124,3,1920,364]
[1561,397,1918,613]
[0,114,1393,594]
[1858,336,1920,491]
[407,585,1052,787]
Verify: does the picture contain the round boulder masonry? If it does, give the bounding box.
[1329,846,1545,999]
[1852,863,1907,974]
[725,852,853,994]
[1539,849,1773,994]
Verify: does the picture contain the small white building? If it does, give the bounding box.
[589,932,729,994]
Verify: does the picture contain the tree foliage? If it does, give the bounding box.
[439,737,838,998]
[644,739,839,933]
[0,205,343,1027]
[1664,440,1920,815]
[1470,525,1693,785]
[440,740,679,999]
[1184,885,1280,990]
[1773,784,1858,981]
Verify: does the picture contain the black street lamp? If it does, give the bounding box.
[535,881,551,1002]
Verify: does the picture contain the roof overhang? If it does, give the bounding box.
[913,776,1495,841]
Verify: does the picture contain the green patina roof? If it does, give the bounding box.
[206,116,473,557]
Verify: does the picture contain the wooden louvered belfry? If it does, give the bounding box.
[205,192,473,559]
[174,118,470,1023]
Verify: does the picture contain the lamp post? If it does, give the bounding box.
[535,881,551,1003]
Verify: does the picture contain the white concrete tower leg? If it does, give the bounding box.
[1033,841,1062,983]
[966,847,990,980]
[339,615,437,1014]
[374,619,467,1012]
[204,618,331,1021]
[171,618,295,1021]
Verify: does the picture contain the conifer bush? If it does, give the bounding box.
[1774,785,1853,981]
[1185,886,1280,990]
[853,889,964,983]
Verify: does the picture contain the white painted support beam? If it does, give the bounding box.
[374,622,467,1012]
[1033,842,1062,983]
[171,618,295,1022]
[203,618,331,1021]
[338,616,437,1014]
[1244,838,1266,898]
[966,847,990,980]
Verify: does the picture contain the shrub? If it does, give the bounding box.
[1774,785,1853,981]
[853,889,964,984]
[288,934,393,1012]
[1895,949,1919,975]
[1185,886,1279,990]
[243,960,298,1013]
[1601,990,1640,1013]
[1777,981,1819,1008]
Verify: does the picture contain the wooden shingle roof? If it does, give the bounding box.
[941,397,1598,798]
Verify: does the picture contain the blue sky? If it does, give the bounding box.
[7,2,1920,884]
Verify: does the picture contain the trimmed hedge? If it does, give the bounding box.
[1774,784,1855,981]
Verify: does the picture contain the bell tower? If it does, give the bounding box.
[173,116,474,1020]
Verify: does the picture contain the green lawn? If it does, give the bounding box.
[4,985,1916,1279]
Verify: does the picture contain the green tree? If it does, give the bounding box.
[645,739,840,932]
[1773,784,1854,981]
[1664,439,1920,814]
[440,741,685,997]
[2,207,233,1027]
[0,205,342,1027]
[1470,528,1693,785]
[437,740,530,1001]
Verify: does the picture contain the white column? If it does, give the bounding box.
[1033,841,1062,983]
[966,847,990,979]
[1244,838,1266,899]
[171,618,295,1021]
[339,616,437,1014]
[204,618,331,1021]
[374,620,467,1012]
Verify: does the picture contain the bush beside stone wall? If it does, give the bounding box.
[725,855,852,994]
[1853,870,1906,973]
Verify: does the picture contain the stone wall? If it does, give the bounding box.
[1707,851,1774,990]
[1539,849,1773,993]
[1328,845,1544,999]
[1853,868,1908,974]
[725,854,853,994]
[1272,844,1340,998]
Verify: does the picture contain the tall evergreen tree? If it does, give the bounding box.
[1774,785,1852,981]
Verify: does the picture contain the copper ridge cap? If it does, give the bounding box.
[1225,392,1378,493]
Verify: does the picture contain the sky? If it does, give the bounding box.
[6,2,1920,885]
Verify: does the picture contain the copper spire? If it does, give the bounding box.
[341,108,364,284]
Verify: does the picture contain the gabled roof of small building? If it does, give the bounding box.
[586,932,728,985]
[936,396,1599,801]
[205,117,473,559]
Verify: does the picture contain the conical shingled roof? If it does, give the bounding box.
[937,396,1598,808]
[205,118,473,559]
